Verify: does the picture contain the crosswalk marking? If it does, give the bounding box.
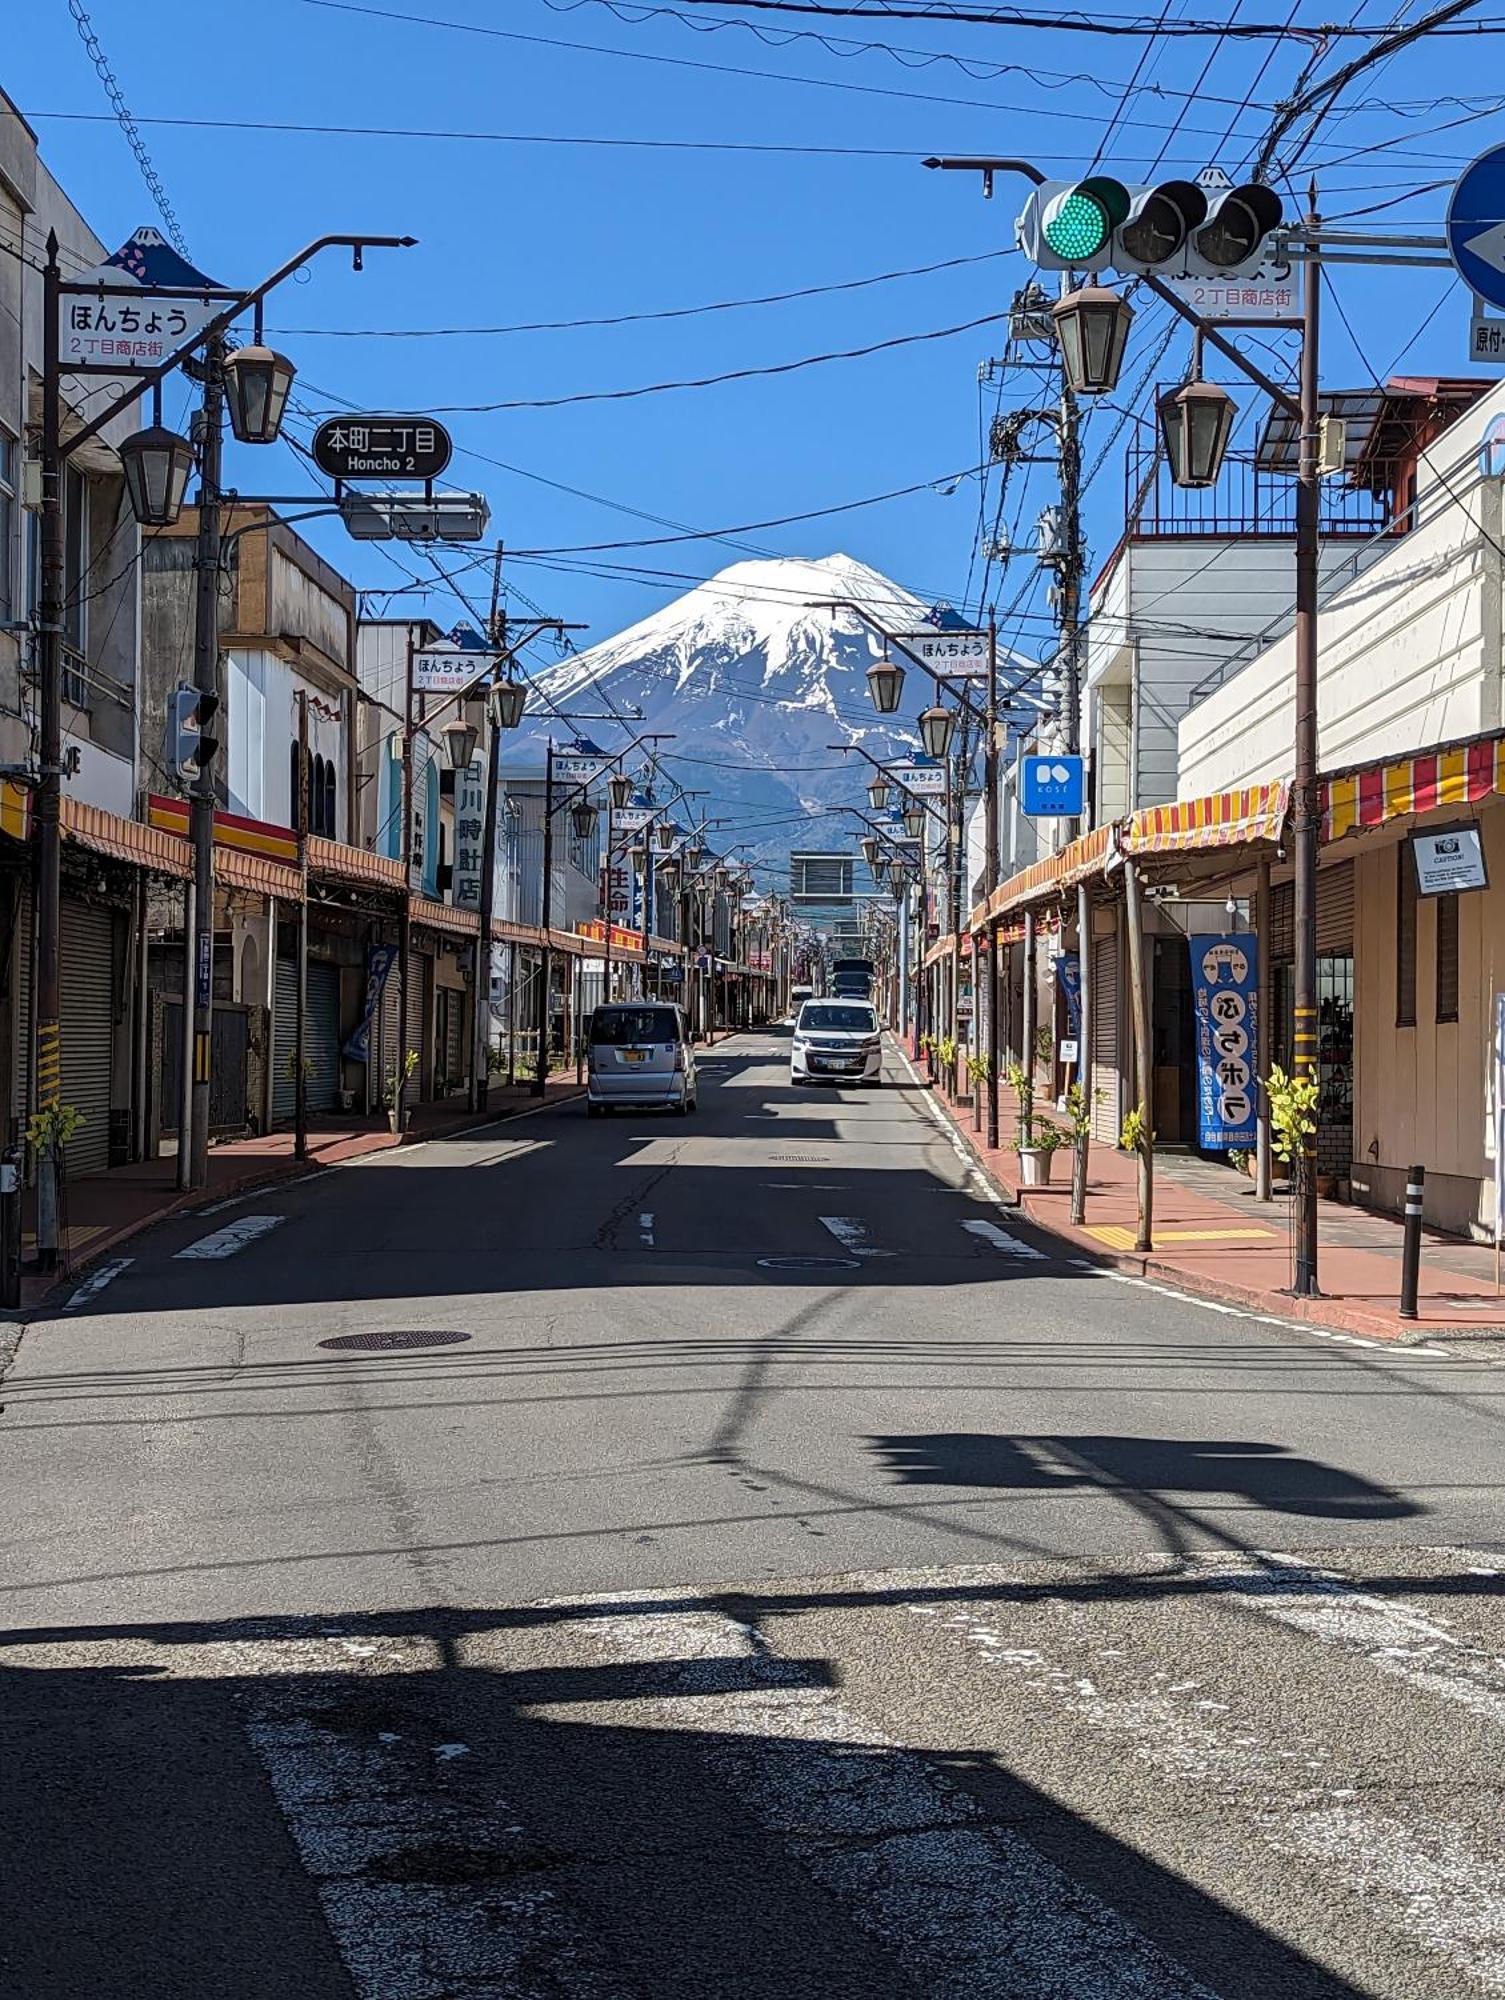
[961,1216,1048,1261]
[818,1215,894,1259]
[62,1256,132,1311]
[175,1214,286,1260]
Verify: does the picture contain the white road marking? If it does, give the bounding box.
[543,1598,1217,2000]
[818,1215,894,1259]
[961,1217,1048,1262]
[175,1214,286,1260]
[61,1257,133,1311]
[196,1168,324,1216]
[639,1211,655,1247]
[909,1574,1505,1994]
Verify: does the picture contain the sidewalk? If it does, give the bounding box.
[911,1052,1505,1343]
[17,1073,586,1311]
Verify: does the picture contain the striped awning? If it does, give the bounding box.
[217,848,303,900]
[0,779,28,842]
[1121,782,1288,857]
[62,797,190,877]
[969,824,1114,931]
[1322,735,1505,841]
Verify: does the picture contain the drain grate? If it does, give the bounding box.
[319,1328,472,1352]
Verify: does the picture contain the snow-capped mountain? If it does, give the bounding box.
[521,554,960,862]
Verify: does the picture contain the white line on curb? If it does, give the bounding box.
[961,1217,1048,1262]
[62,1257,133,1311]
[819,1215,895,1259]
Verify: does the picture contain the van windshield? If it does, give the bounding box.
[799,1005,876,1033]
[591,1007,681,1046]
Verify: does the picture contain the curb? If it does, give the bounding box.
[899,1046,1482,1347]
[12,1083,587,1316]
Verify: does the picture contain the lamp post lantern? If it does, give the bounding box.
[119,424,196,528]
[490,679,527,732]
[919,703,956,761]
[1159,377,1237,490]
[223,344,297,445]
[1051,284,1134,396]
[609,771,633,811]
[865,658,905,714]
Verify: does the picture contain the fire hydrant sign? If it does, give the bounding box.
[1190,933,1259,1151]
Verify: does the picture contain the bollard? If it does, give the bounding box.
[0,1146,20,1310]
[1398,1164,1425,1321]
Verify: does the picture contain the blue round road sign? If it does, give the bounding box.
[1447,147,1505,312]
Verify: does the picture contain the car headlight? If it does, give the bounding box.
[792,1036,808,1052]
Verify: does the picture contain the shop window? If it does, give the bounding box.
[1396,845,1417,1027]
[1435,890,1459,1023]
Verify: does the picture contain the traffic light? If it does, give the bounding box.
[169,685,221,785]
[1019,175,1282,277]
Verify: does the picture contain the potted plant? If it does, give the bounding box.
[383,1048,420,1133]
[937,1034,958,1095]
[1265,1062,1318,1196]
[1005,1057,1034,1149]
[1063,1079,1101,1225]
[1016,1118,1068,1187]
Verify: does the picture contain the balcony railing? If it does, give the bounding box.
[1127,441,1391,541]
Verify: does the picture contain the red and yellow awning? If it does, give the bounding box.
[1322,735,1505,841]
[0,779,28,842]
[1121,782,1288,856]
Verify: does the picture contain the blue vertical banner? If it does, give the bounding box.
[1055,952,1082,1038]
[1190,933,1259,1150]
[343,943,397,1062]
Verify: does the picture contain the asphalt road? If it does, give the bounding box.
[4,1029,1505,1998]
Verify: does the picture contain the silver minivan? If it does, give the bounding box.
[587,1002,697,1116]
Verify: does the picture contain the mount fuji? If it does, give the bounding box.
[523,554,968,861]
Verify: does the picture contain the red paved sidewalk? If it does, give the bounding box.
[17,1074,585,1310]
[905,1046,1505,1343]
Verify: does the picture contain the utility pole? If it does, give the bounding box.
[294,690,310,1162]
[1291,191,1323,1296]
[34,236,64,1265]
[398,625,416,1128]
[470,546,506,1115]
[185,333,227,1188]
[533,739,556,1097]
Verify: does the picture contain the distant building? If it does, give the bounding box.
[788,849,878,953]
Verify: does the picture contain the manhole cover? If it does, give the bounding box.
[756,1255,860,1271]
[318,1329,472,1352]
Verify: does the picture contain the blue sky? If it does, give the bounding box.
[11,0,1495,671]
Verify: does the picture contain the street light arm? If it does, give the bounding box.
[828,742,948,821]
[1136,272,1301,419]
[60,232,417,462]
[809,598,990,725]
[924,155,1047,189]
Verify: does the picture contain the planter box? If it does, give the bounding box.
[1017,1146,1055,1187]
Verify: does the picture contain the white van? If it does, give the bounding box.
[587,1002,697,1116]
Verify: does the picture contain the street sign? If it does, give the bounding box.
[1156,271,1298,322]
[889,760,946,796]
[893,629,989,674]
[312,414,453,481]
[412,649,493,694]
[1412,824,1489,896]
[1021,754,1085,817]
[1447,147,1505,312]
[60,227,224,372]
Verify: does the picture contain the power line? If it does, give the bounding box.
[270,247,1011,339]
[656,0,1502,34]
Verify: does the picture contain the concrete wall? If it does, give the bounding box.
[1347,800,1505,1237]
[1179,380,1505,793]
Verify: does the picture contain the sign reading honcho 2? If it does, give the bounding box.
[1190,933,1259,1151]
[311,415,453,480]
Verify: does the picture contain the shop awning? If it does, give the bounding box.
[410,895,478,939]
[217,849,303,900]
[1120,781,1288,857]
[1,779,29,843]
[1322,733,1505,841]
[970,824,1114,931]
[308,835,405,892]
[62,797,190,877]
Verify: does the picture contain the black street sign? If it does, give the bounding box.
[311,414,453,481]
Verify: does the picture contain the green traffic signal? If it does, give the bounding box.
[1041,176,1131,262]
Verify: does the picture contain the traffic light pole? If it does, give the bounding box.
[186,334,226,1190]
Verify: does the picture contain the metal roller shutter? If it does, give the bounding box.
[272,960,341,1121]
[407,950,429,1074]
[1091,931,1121,1147]
[14,888,32,1131]
[59,900,114,1178]
[1268,863,1353,960]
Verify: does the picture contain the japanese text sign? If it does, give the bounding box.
[1190,933,1259,1151]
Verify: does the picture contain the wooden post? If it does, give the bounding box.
[1124,857,1154,1253]
[1255,851,1273,1202]
[1072,880,1092,1227]
[1021,910,1036,1146]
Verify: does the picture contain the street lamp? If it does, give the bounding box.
[609,771,633,811]
[1051,284,1133,396]
[656,820,675,851]
[867,776,890,812]
[490,679,527,731]
[1159,377,1237,490]
[904,801,927,839]
[223,344,297,445]
[441,715,479,770]
[119,423,196,528]
[919,703,956,760]
[865,658,905,714]
[686,842,705,870]
[571,800,599,841]
[861,836,881,873]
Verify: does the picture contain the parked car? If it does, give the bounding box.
[587,1003,697,1115]
[790,999,882,1086]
